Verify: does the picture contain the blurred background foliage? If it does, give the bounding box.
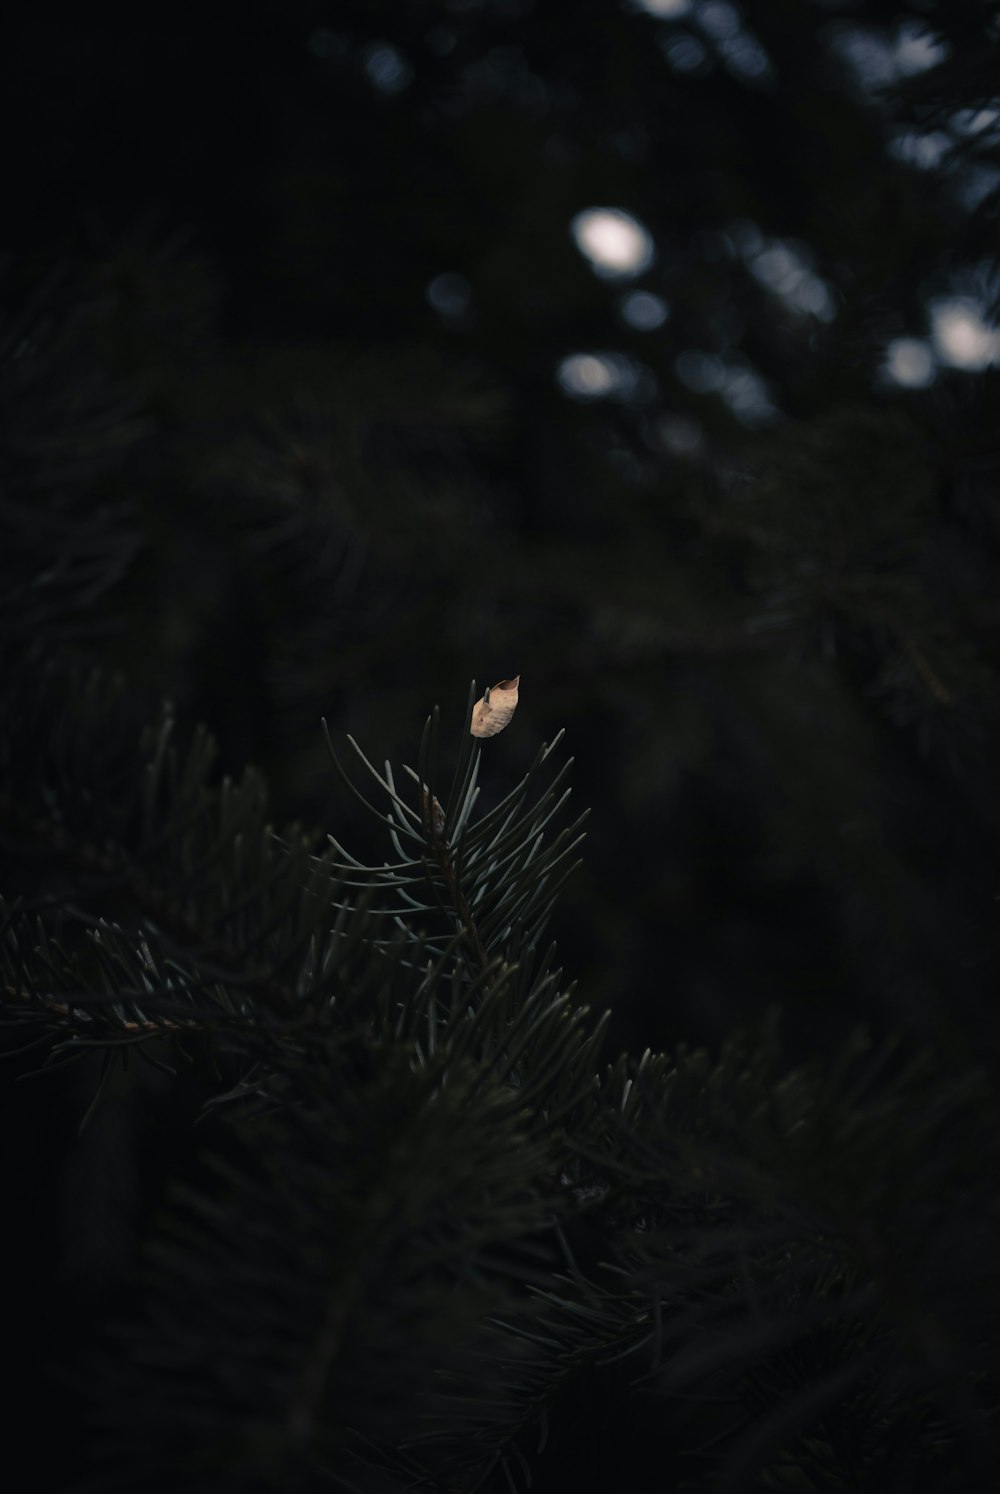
[5,2,1000,1488]
[4,4,1000,1080]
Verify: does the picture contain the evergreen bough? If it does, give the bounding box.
[2,203,999,1494]
[3,675,998,1491]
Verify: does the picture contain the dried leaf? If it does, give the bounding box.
[470,676,520,738]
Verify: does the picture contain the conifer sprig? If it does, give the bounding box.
[320,682,588,979]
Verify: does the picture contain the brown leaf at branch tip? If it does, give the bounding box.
[470,675,520,737]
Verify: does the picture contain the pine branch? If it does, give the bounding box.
[320,687,588,983]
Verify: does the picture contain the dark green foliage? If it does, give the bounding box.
[4,648,998,1488]
[4,4,1000,1491]
[6,688,996,1490]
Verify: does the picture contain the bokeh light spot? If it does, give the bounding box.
[893,21,948,77]
[570,208,655,279]
[675,350,724,394]
[558,354,618,399]
[363,43,413,94]
[557,352,649,401]
[426,272,472,321]
[931,298,1000,370]
[662,32,709,74]
[633,0,691,15]
[830,21,948,90]
[718,362,778,425]
[884,337,936,388]
[745,238,836,321]
[888,131,952,170]
[620,290,669,331]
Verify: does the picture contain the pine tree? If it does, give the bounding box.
[5,662,1000,1491]
[2,291,998,1485]
[4,6,1000,1488]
